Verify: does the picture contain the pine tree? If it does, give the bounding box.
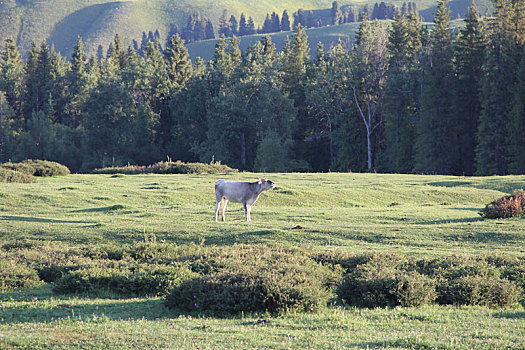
[0,38,24,114]
[229,15,238,36]
[247,17,256,35]
[194,18,206,41]
[271,12,281,32]
[205,20,215,39]
[164,34,192,90]
[382,14,421,173]
[476,0,525,174]
[219,10,231,37]
[262,14,272,33]
[508,51,525,173]
[281,10,291,31]
[239,13,247,36]
[453,2,486,175]
[331,1,342,25]
[414,0,457,174]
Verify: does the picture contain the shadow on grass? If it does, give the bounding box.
[0,215,96,224]
[71,205,128,213]
[0,295,174,324]
[415,217,483,225]
[493,311,525,319]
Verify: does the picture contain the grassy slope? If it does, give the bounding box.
[0,0,492,59]
[1,173,525,348]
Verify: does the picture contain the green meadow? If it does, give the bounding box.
[1,172,525,349]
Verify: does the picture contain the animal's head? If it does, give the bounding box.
[258,178,276,190]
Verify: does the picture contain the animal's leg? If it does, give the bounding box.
[221,198,228,221]
[246,204,252,222]
[214,198,221,222]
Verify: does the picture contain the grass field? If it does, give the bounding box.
[1,172,525,348]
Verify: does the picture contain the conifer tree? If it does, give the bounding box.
[476,0,525,174]
[281,10,291,31]
[453,2,486,175]
[0,38,24,114]
[204,19,215,39]
[164,34,192,90]
[331,1,342,24]
[239,13,247,36]
[382,13,421,173]
[508,51,525,174]
[414,0,457,174]
[229,15,238,36]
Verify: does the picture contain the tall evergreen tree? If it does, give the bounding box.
[164,34,192,90]
[281,10,291,31]
[414,0,457,174]
[476,0,525,174]
[453,2,486,175]
[508,51,525,173]
[229,15,238,36]
[239,13,248,36]
[331,1,343,24]
[382,14,421,173]
[0,38,24,114]
[205,19,215,39]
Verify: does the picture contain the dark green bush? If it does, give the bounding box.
[0,260,42,291]
[437,275,520,307]
[1,159,70,177]
[165,244,340,314]
[53,263,196,297]
[479,189,525,219]
[166,267,332,314]
[0,167,36,183]
[337,264,436,308]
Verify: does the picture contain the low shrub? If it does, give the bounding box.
[479,189,525,219]
[92,160,237,175]
[53,263,196,297]
[166,266,333,314]
[0,167,36,183]
[334,253,522,308]
[337,264,436,308]
[437,275,520,307]
[0,260,42,291]
[1,159,70,177]
[165,244,341,314]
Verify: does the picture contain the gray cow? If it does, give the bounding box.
[214,178,275,222]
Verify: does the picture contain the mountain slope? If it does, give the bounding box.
[0,0,493,59]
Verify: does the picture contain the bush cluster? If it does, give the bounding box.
[0,167,36,183]
[165,244,340,314]
[53,263,196,297]
[0,259,42,291]
[93,160,237,175]
[336,253,523,308]
[2,242,524,313]
[1,159,70,177]
[479,189,525,219]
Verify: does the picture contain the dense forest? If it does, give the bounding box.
[0,0,523,174]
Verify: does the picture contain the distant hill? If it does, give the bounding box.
[186,22,362,61]
[0,0,493,60]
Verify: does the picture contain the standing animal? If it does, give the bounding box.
[214,178,276,222]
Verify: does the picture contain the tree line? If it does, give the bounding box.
[178,1,413,44]
[0,0,523,175]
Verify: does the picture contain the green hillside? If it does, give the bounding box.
[0,0,492,59]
